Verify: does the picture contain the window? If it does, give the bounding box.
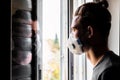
[42,0,60,80]
[37,0,94,80]
[37,0,69,80]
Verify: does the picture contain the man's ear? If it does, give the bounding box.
[87,26,93,38]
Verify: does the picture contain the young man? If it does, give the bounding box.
[67,0,120,80]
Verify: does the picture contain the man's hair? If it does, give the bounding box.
[74,0,111,39]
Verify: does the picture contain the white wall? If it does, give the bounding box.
[108,0,119,55]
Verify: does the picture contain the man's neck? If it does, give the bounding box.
[85,47,109,66]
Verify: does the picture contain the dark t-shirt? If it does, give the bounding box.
[91,51,120,80]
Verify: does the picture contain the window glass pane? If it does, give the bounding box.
[87,58,93,80]
[42,0,60,80]
[86,0,93,2]
[73,55,83,80]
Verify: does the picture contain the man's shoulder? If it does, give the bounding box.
[107,51,120,64]
[98,51,120,80]
[99,63,120,80]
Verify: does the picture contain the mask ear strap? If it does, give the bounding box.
[88,26,93,38]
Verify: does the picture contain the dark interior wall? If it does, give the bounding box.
[0,0,11,80]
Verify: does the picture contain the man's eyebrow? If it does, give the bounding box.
[72,25,79,29]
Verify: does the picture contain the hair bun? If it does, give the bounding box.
[97,0,109,8]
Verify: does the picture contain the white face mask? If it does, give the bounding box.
[67,33,84,55]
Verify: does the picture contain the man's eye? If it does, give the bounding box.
[72,28,78,32]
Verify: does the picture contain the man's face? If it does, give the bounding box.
[67,16,84,55]
[71,16,82,39]
[70,15,91,48]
